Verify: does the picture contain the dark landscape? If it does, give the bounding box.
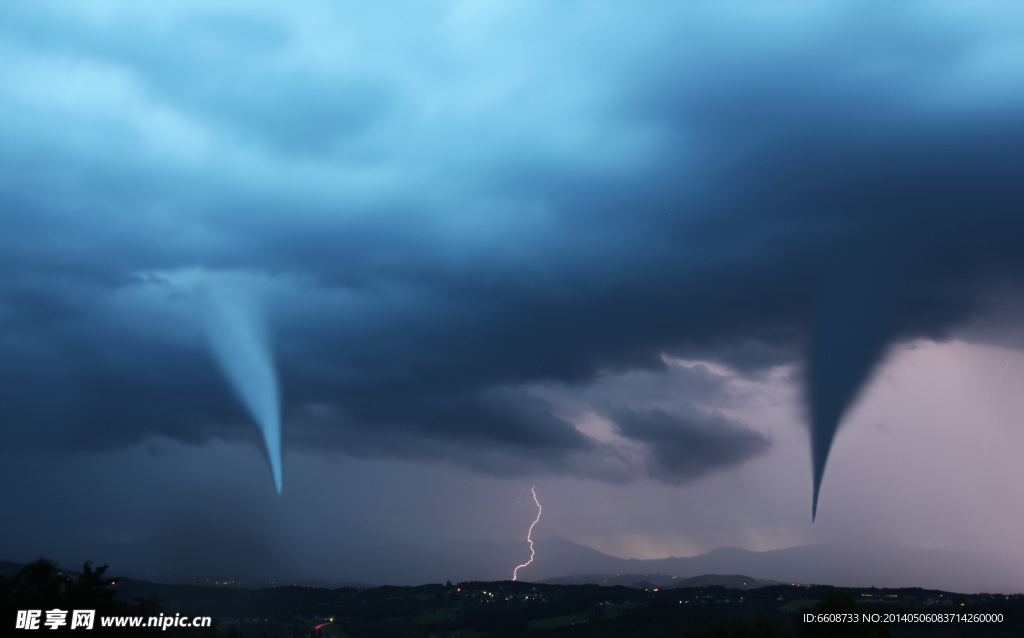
[3,558,1022,637]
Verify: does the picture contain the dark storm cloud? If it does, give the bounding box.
[3,2,1024,503]
[612,408,771,484]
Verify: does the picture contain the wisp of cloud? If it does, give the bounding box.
[200,281,283,494]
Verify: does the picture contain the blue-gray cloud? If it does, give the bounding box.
[2,2,1024,512]
[612,407,771,484]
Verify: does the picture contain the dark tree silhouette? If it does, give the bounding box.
[0,558,210,636]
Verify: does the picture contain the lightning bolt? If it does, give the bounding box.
[512,485,542,581]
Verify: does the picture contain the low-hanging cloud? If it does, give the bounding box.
[2,2,1024,514]
[612,407,771,484]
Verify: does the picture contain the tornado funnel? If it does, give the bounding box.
[807,262,896,521]
[201,284,283,494]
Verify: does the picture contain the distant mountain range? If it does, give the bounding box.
[542,573,780,590]
[521,540,1024,595]
[5,539,1023,594]
[354,538,1024,594]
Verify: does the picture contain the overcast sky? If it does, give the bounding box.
[3,1,1024,592]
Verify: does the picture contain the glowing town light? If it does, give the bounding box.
[512,486,542,581]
